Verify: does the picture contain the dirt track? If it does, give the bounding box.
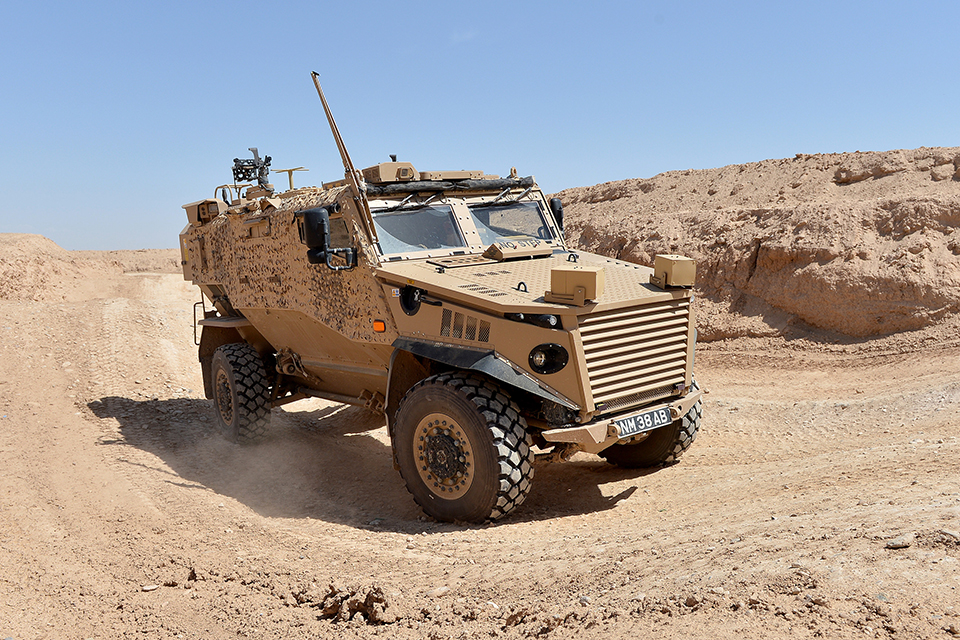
[1,245,958,639]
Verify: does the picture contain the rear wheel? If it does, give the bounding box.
[211,343,271,444]
[601,381,702,468]
[394,373,534,523]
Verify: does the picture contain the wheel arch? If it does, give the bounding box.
[386,349,431,448]
[388,338,577,420]
[198,320,274,399]
[199,326,243,399]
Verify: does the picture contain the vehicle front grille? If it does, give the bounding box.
[578,298,691,412]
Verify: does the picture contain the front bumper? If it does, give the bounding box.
[540,388,703,454]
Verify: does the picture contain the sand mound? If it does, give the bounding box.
[0,235,182,303]
[79,248,181,273]
[0,234,107,302]
[558,147,960,339]
[0,234,98,301]
[6,147,960,340]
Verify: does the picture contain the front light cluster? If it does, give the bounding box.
[505,312,560,329]
[529,343,569,374]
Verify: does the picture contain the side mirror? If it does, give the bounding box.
[298,203,356,270]
[549,198,564,235]
[302,207,331,257]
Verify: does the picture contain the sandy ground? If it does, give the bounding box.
[4,144,960,639]
[0,242,956,640]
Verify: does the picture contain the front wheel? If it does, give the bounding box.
[601,381,702,469]
[394,373,534,523]
[211,343,271,444]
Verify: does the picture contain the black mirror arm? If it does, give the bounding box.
[325,247,357,271]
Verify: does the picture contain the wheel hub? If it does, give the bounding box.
[215,369,234,425]
[415,413,474,500]
[426,433,460,478]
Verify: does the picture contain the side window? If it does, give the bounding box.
[329,217,352,248]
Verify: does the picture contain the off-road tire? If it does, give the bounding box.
[211,343,271,444]
[394,372,534,523]
[601,381,702,469]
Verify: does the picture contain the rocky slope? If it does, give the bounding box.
[557,147,960,340]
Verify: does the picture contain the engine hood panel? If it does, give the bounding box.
[375,251,689,315]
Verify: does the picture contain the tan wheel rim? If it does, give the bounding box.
[414,412,475,500]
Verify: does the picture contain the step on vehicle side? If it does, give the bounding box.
[179,73,703,523]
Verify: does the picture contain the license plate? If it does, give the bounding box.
[613,406,673,439]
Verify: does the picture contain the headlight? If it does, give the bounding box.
[505,313,560,329]
[529,314,560,329]
[529,343,569,374]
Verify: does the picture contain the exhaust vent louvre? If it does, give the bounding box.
[440,309,490,343]
[478,320,491,342]
[440,309,452,337]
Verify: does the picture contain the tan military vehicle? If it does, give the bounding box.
[179,74,703,523]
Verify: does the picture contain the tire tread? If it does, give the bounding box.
[396,372,534,521]
[215,343,271,444]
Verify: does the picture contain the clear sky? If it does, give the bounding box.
[1,0,957,250]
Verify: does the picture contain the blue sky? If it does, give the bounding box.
[1,0,957,250]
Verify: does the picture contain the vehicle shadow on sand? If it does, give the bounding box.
[88,395,663,530]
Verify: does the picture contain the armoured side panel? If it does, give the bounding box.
[381,285,586,409]
[182,187,397,396]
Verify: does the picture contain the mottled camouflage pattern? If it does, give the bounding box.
[181,164,700,457]
[180,79,701,521]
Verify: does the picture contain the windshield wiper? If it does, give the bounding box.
[378,192,443,214]
[475,186,535,207]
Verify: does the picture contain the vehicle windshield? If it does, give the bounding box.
[371,205,466,255]
[468,201,555,246]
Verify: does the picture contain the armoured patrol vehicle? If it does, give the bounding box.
[179,73,703,523]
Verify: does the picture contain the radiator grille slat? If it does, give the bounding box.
[580,310,688,338]
[579,299,691,410]
[589,348,687,378]
[592,365,688,399]
[583,330,687,359]
[580,316,689,347]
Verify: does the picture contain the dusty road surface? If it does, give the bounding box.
[1,240,958,640]
[2,204,959,638]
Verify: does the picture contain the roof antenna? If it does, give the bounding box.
[274,166,307,191]
[310,71,378,243]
